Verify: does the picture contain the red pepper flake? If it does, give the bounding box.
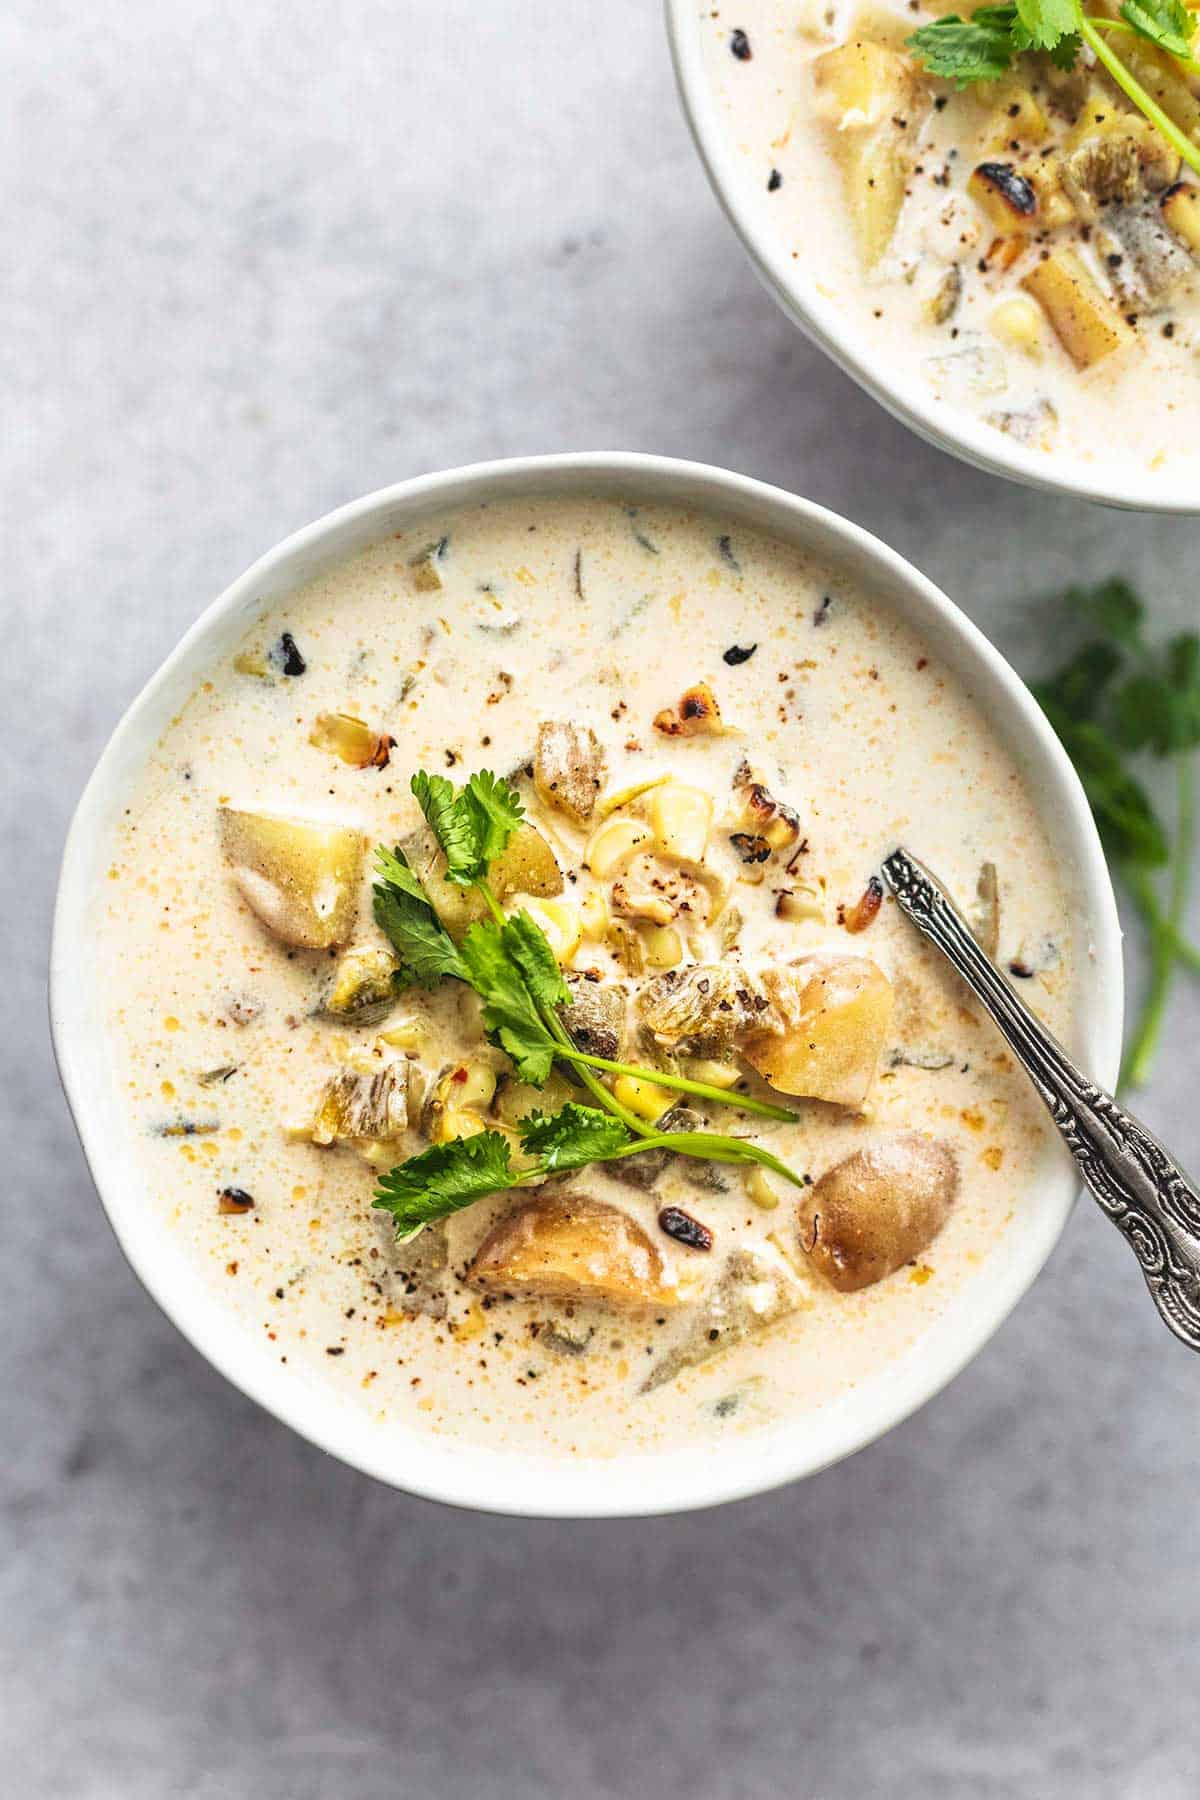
[843,876,884,933]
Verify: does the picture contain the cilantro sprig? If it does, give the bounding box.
[909,0,1200,179]
[1032,580,1200,1089]
[374,1102,805,1240]
[370,768,806,1234]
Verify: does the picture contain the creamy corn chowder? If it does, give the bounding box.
[700,1,1200,480]
[98,495,1076,1458]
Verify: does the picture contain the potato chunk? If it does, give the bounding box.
[534,721,606,824]
[739,956,893,1106]
[799,1133,958,1292]
[641,1249,803,1391]
[1021,250,1132,368]
[812,38,930,266]
[219,808,363,949]
[410,821,564,937]
[465,1192,677,1309]
[1161,181,1200,254]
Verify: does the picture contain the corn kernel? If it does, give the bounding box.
[521,898,582,966]
[612,1074,673,1122]
[432,1105,488,1144]
[578,887,609,939]
[640,924,683,969]
[584,815,653,879]
[379,1019,426,1052]
[745,1168,780,1210]
[988,295,1044,357]
[646,783,713,864]
[682,1057,741,1090]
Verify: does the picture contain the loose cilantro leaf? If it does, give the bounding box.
[907,9,1018,82]
[502,910,572,1011]
[1033,581,1200,1089]
[1121,0,1195,57]
[458,919,559,1084]
[411,771,479,884]
[374,1131,516,1238]
[372,848,469,987]
[517,1103,633,1170]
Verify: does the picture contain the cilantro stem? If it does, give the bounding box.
[1086,15,1200,75]
[1122,863,1200,975]
[559,1048,796,1121]
[1121,757,1194,1089]
[1079,15,1200,180]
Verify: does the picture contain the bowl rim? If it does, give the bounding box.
[664,0,1199,516]
[51,451,1124,1517]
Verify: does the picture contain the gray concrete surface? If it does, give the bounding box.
[6,1,1200,1794]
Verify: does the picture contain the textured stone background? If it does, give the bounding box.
[7,1,1200,1794]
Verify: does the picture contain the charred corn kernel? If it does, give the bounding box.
[682,1057,741,1090]
[597,774,670,818]
[612,1074,673,1123]
[776,884,824,924]
[1162,183,1200,254]
[584,815,653,879]
[433,1106,488,1144]
[745,1168,780,1211]
[639,924,683,970]
[988,295,1044,356]
[579,887,609,939]
[379,1018,426,1052]
[646,784,713,864]
[521,898,581,966]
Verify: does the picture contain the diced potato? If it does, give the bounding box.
[641,1248,802,1391]
[534,721,606,824]
[798,1133,959,1291]
[1021,249,1133,369]
[494,1069,576,1125]
[812,39,913,131]
[646,783,712,864]
[1162,182,1200,254]
[320,945,401,1024]
[579,887,609,939]
[415,822,563,937]
[219,807,364,949]
[739,956,893,1106]
[465,1191,677,1309]
[584,815,654,879]
[812,38,930,266]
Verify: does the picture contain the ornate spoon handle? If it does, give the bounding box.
[881,847,1200,1352]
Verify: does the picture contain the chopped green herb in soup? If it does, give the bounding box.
[98,496,1076,1456]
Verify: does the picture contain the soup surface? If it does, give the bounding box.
[98,495,1076,1459]
[697,1,1200,481]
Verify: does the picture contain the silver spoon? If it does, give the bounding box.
[881,846,1200,1352]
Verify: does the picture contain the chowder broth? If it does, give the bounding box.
[97,495,1076,1458]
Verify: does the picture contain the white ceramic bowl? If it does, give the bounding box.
[665,2,1197,514]
[52,453,1123,1516]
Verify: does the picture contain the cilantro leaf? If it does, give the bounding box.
[517,1103,633,1170]
[503,910,572,1011]
[374,1132,516,1238]
[458,920,559,1084]
[410,771,479,885]
[1121,0,1195,58]
[460,770,525,871]
[907,9,1018,82]
[1014,0,1081,51]
[1069,577,1144,646]
[1038,702,1168,866]
[1031,640,1123,724]
[372,848,468,987]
